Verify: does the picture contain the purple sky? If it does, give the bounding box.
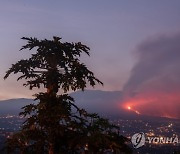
[0,1,180,99]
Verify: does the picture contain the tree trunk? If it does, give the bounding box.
[48,143,54,154]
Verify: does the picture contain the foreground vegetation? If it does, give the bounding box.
[4,37,131,153]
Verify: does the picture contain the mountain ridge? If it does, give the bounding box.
[0,90,178,121]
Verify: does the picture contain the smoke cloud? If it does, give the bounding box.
[123,34,180,119]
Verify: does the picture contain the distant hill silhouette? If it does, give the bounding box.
[0,98,33,115]
[0,90,177,121]
[71,90,122,114]
[0,90,134,117]
[0,90,123,115]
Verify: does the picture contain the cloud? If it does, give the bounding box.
[122,33,180,119]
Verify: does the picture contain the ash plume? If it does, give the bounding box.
[123,34,180,119]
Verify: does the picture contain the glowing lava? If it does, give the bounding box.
[125,105,140,115]
[135,110,140,115]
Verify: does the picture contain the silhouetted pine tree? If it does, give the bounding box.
[4,37,132,154]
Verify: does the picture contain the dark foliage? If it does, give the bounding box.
[4,37,132,154]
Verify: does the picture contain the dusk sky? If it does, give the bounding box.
[1,0,180,118]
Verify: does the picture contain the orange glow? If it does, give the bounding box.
[121,91,179,119]
[124,104,141,115]
[135,110,140,114]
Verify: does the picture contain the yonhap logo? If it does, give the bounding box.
[131,132,145,148]
[131,132,179,149]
